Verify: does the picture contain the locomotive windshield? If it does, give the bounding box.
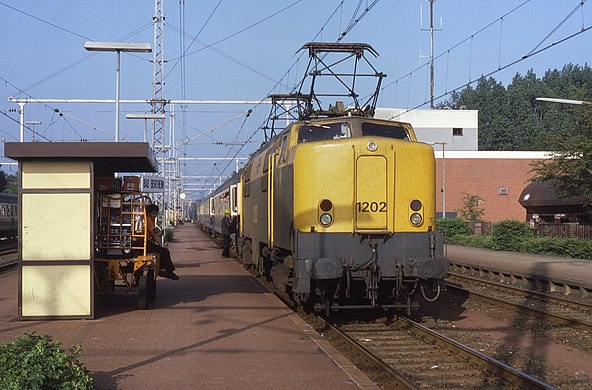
[298,122,351,143]
[362,122,409,140]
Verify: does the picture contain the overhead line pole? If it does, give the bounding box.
[151,0,168,233]
[429,0,435,109]
[421,0,441,109]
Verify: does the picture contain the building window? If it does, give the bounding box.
[452,127,463,136]
[498,187,509,195]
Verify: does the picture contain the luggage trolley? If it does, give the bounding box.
[94,187,160,309]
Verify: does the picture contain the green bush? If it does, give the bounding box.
[522,237,592,259]
[447,234,495,249]
[0,333,93,390]
[436,218,471,239]
[441,217,592,259]
[492,220,533,251]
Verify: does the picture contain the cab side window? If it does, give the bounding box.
[278,135,288,163]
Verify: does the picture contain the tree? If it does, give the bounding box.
[505,70,548,150]
[458,193,485,222]
[0,169,7,192]
[531,135,592,200]
[531,95,592,200]
[4,175,17,194]
[438,64,592,152]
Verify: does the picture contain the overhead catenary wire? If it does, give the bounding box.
[195,0,386,195]
[0,1,93,41]
[388,24,592,120]
[3,1,588,201]
[170,0,305,62]
[381,0,590,115]
[21,23,153,93]
[381,0,532,96]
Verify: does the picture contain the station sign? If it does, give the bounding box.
[142,175,165,193]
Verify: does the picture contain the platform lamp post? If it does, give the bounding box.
[126,113,165,143]
[535,97,592,107]
[432,142,447,218]
[84,41,152,142]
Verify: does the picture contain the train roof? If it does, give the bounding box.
[4,142,158,174]
[212,169,242,196]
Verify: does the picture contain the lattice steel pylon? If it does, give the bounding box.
[152,0,168,229]
[152,0,165,162]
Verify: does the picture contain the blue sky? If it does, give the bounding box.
[0,0,590,196]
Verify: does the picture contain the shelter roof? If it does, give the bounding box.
[4,142,157,174]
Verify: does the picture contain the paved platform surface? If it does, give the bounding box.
[446,245,592,286]
[0,225,377,389]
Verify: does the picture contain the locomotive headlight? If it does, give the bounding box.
[410,213,423,226]
[410,199,422,211]
[320,199,333,212]
[320,213,333,226]
[367,140,378,152]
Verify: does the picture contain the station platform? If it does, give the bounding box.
[445,244,592,287]
[0,225,377,389]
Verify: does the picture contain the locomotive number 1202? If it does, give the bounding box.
[356,201,387,212]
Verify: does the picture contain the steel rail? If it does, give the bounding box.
[448,272,592,310]
[0,260,17,273]
[447,273,592,332]
[396,316,557,390]
[323,320,418,389]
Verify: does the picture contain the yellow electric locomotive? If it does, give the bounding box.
[202,42,448,315]
[240,110,447,314]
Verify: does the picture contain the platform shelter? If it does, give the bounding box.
[4,142,157,320]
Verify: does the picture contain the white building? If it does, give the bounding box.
[375,108,478,151]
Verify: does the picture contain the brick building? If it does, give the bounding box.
[434,151,551,222]
[377,107,553,223]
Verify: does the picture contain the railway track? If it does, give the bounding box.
[333,317,555,389]
[0,238,17,254]
[0,258,17,273]
[203,230,584,388]
[446,273,592,333]
[0,240,18,273]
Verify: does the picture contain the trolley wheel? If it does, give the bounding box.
[138,274,148,310]
[147,268,156,303]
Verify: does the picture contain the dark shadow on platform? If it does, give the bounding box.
[94,273,263,319]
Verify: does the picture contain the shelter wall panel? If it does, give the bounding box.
[22,161,91,189]
[22,193,91,260]
[21,265,91,317]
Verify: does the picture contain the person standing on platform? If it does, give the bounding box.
[221,209,232,258]
[146,204,180,280]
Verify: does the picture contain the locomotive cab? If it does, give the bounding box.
[287,117,447,314]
